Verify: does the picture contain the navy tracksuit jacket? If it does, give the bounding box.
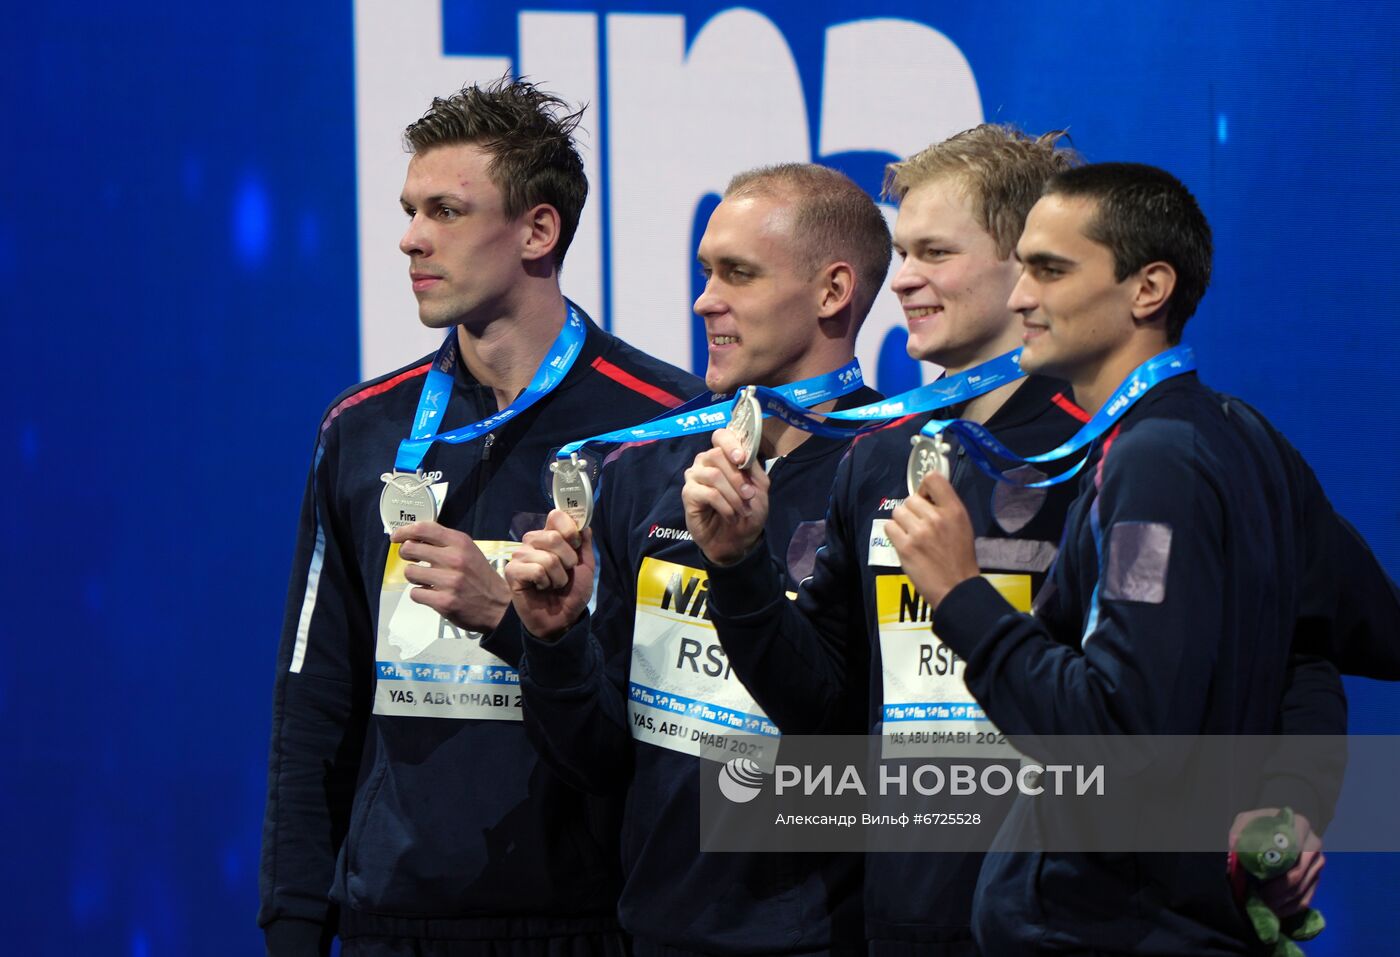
[514,385,883,956]
[703,374,1088,954]
[259,309,700,955]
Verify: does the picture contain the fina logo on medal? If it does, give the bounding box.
[717,758,767,803]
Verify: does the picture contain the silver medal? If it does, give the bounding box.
[551,453,594,530]
[379,471,439,533]
[906,434,952,496]
[728,385,763,471]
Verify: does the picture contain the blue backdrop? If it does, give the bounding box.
[3,1,1398,953]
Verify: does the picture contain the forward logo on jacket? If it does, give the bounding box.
[648,524,694,542]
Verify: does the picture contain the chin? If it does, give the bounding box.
[907,341,941,364]
[417,310,459,330]
[912,328,973,367]
[1016,347,1054,377]
[706,358,749,394]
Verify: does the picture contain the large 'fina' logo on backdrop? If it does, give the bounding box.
[355,1,983,389]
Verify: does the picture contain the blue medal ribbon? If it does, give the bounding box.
[736,348,1028,442]
[556,348,1031,464]
[916,344,1197,488]
[394,303,587,473]
[819,349,1026,424]
[553,358,865,461]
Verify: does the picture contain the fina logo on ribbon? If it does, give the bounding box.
[1107,382,1147,418]
[675,410,726,428]
[355,0,984,386]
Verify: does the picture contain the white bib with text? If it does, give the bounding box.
[876,569,1030,758]
[374,536,521,721]
[628,557,778,768]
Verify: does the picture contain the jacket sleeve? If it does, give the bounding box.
[259,423,373,957]
[1308,510,1400,680]
[705,450,870,732]
[1250,428,1354,832]
[517,475,634,794]
[479,604,525,669]
[932,420,1227,741]
[1247,397,1400,681]
[1256,653,1347,833]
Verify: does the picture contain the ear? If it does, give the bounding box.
[1129,261,1177,322]
[520,203,562,264]
[816,261,856,319]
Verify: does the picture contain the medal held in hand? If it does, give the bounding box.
[728,386,763,471]
[551,452,594,530]
[906,434,952,497]
[383,304,589,535]
[380,471,439,533]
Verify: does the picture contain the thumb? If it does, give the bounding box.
[545,508,582,549]
[916,469,958,506]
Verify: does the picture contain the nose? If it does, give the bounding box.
[399,214,430,258]
[692,276,724,318]
[889,255,924,296]
[1007,268,1037,315]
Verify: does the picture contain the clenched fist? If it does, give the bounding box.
[681,426,769,566]
[505,509,595,641]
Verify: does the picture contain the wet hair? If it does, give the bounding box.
[884,124,1080,259]
[404,75,587,267]
[1043,162,1213,342]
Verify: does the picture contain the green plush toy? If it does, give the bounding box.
[1234,807,1326,957]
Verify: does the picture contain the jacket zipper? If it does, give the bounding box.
[950,437,970,492]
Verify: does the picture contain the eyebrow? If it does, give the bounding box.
[698,255,761,272]
[893,234,955,252]
[1015,250,1077,269]
[400,192,470,208]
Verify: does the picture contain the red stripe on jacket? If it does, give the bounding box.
[590,356,687,409]
[1051,391,1091,423]
[1095,423,1124,488]
[323,362,433,431]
